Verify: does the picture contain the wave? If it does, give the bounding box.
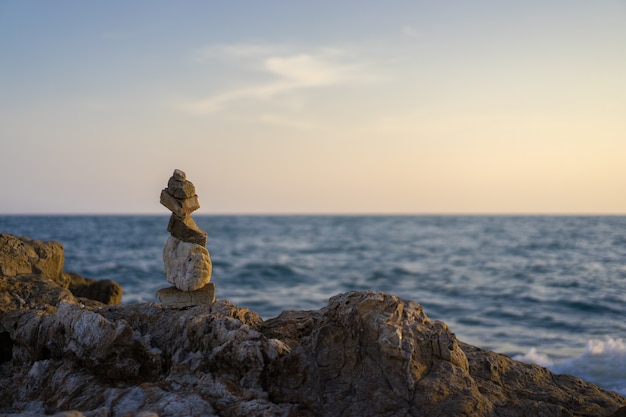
[513,337,626,396]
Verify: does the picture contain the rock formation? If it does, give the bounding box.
[1,259,625,416]
[1,233,625,416]
[157,169,214,306]
[0,233,65,285]
[0,233,122,307]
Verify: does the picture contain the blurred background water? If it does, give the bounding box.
[1,215,625,394]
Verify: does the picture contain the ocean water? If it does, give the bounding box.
[1,215,625,395]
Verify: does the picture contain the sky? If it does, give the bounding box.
[1,1,625,214]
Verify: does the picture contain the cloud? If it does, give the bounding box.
[264,53,350,86]
[257,114,321,130]
[193,43,288,61]
[179,43,378,114]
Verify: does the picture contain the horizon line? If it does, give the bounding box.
[1,212,625,217]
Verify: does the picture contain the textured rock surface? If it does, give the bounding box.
[1,275,624,417]
[162,236,212,291]
[0,233,65,284]
[156,283,215,306]
[0,234,123,307]
[0,274,75,314]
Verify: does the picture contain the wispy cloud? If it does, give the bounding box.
[179,43,379,115]
[258,114,323,130]
[194,43,288,60]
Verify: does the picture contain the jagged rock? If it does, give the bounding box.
[1,273,624,417]
[166,214,207,246]
[461,341,625,416]
[0,233,65,284]
[261,291,484,416]
[162,236,212,291]
[0,234,123,307]
[261,291,626,416]
[64,272,123,305]
[159,189,200,218]
[156,283,215,306]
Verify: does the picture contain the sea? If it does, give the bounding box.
[1,215,625,395]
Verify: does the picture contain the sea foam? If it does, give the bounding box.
[514,337,626,396]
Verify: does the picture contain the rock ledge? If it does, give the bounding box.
[1,279,625,417]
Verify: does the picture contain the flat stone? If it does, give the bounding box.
[163,236,212,291]
[156,283,216,306]
[160,189,200,217]
[167,214,207,246]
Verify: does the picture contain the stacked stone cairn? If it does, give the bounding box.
[156,169,215,306]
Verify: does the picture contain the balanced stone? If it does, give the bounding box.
[163,236,212,291]
[167,214,207,246]
[171,168,186,181]
[167,177,196,200]
[160,189,200,218]
[156,283,216,306]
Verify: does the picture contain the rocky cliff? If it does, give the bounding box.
[1,235,625,417]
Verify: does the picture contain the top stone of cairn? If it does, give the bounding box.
[160,169,200,217]
[167,169,196,200]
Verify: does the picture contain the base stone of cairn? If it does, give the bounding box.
[158,169,214,307]
[156,283,216,306]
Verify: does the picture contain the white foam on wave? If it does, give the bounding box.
[512,347,554,368]
[513,337,626,396]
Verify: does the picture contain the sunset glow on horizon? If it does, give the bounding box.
[1,1,625,214]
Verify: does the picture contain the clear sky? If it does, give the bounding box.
[1,1,625,214]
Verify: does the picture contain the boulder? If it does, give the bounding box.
[0,233,65,284]
[262,291,626,416]
[166,214,208,246]
[156,283,215,306]
[261,291,483,416]
[162,236,212,291]
[1,277,624,417]
[0,233,123,306]
[64,272,123,305]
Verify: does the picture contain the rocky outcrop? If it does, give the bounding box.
[0,233,65,284]
[0,233,122,306]
[261,292,626,417]
[0,274,75,314]
[0,273,624,417]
